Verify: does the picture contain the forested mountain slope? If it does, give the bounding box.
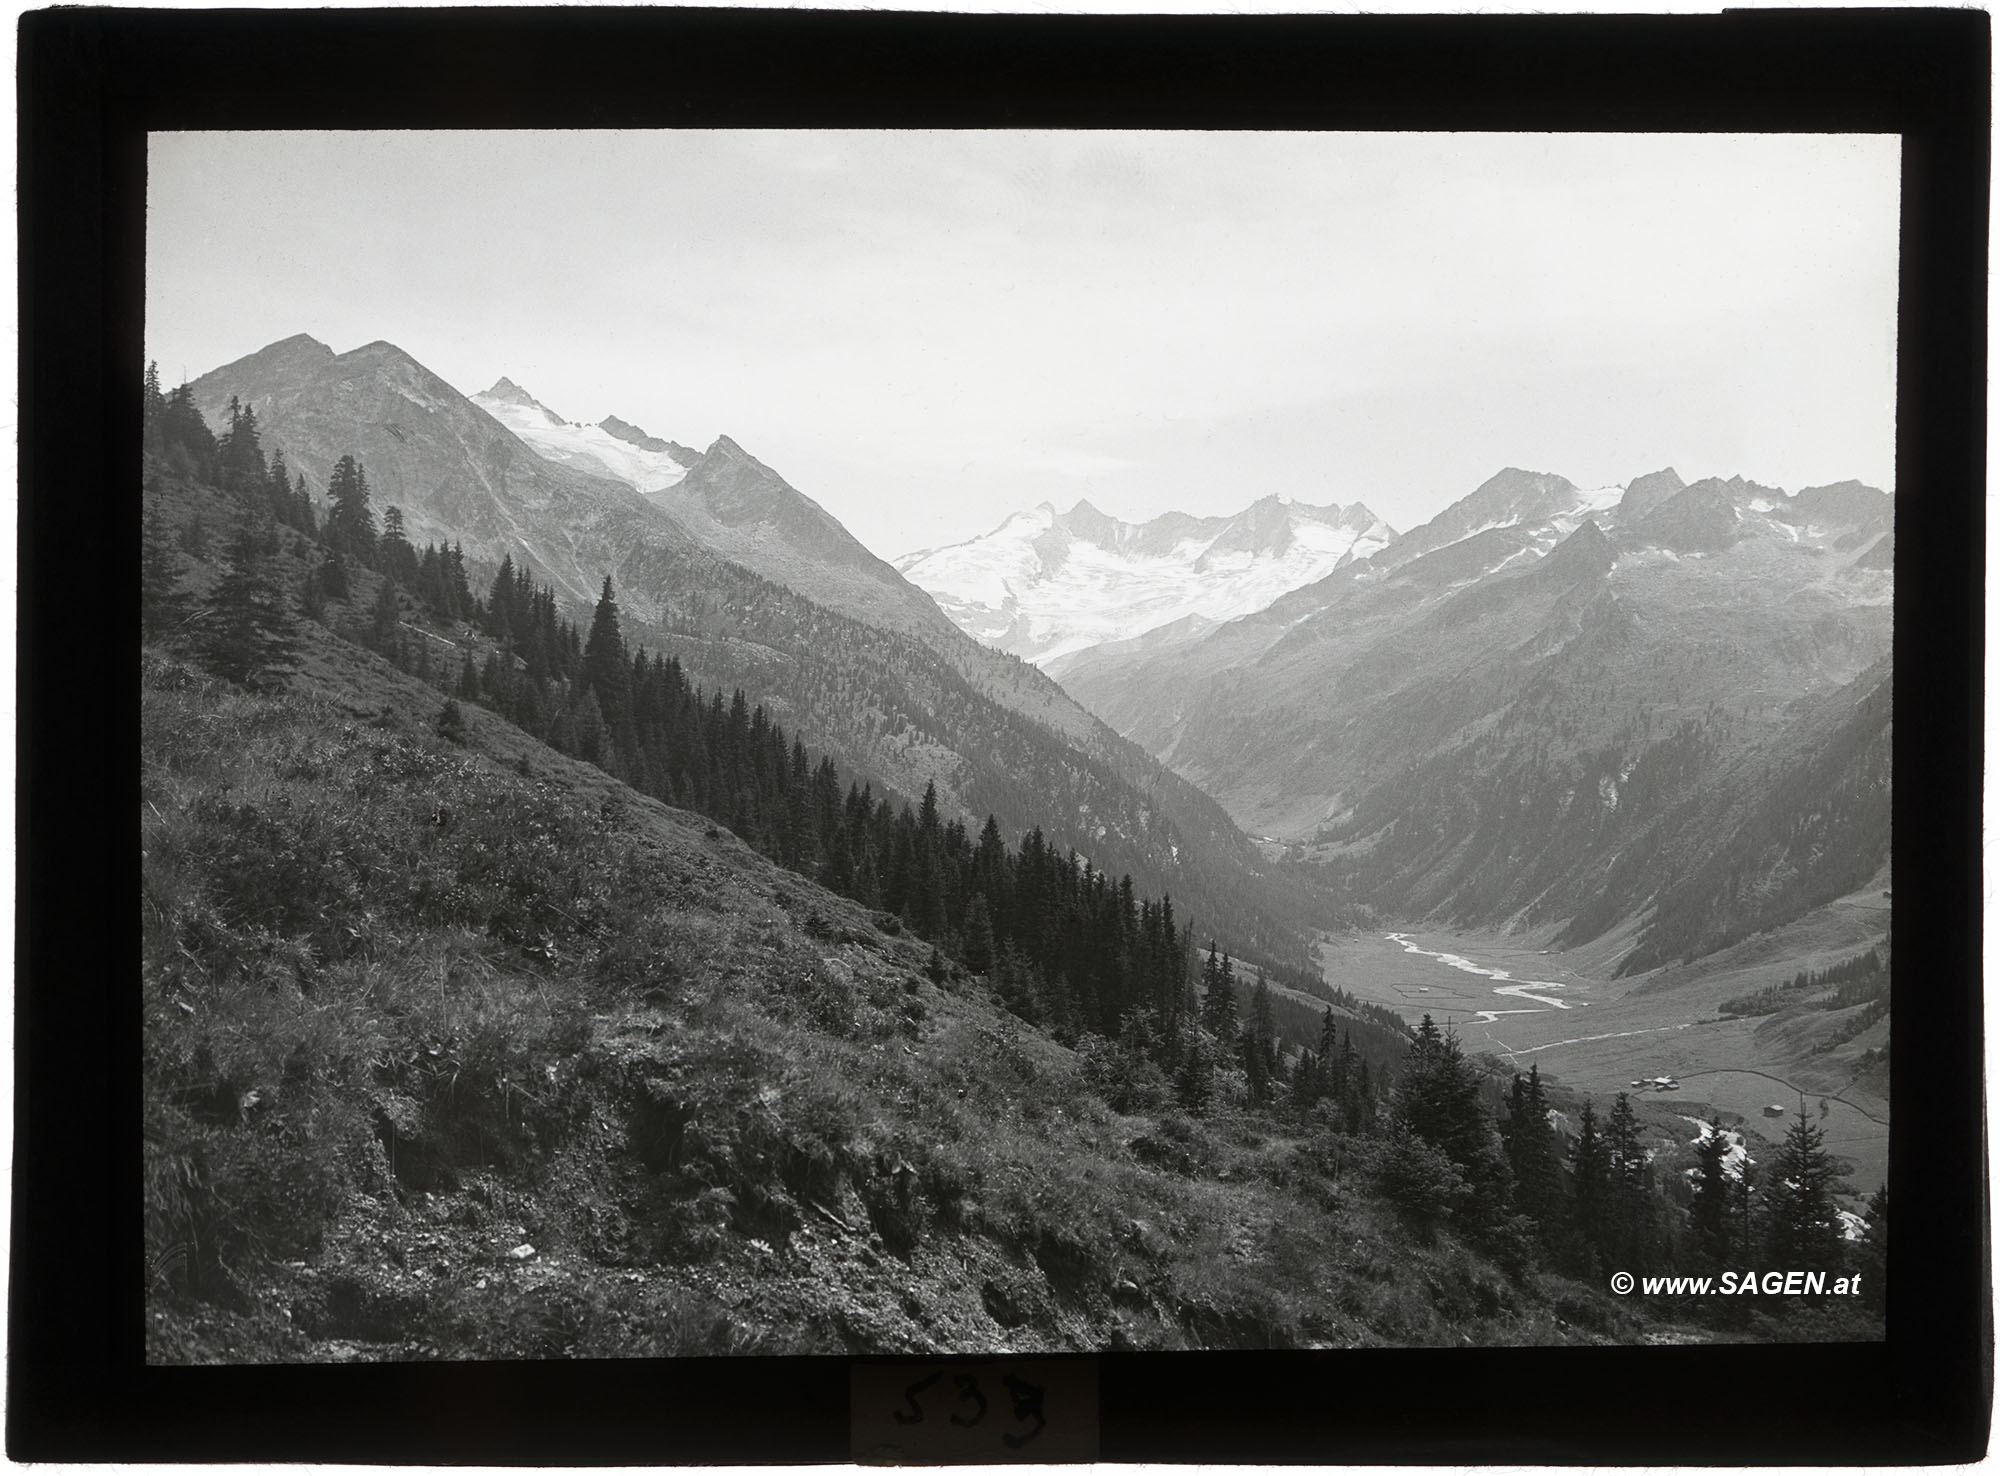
[185,337,1315,974]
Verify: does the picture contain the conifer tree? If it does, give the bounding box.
[326,455,376,564]
[160,382,217,476]
[1291,1047,1320,1110]
[216,396,269,494]
[1174,1030,1213,1115]
[582,575,633,737]
[961,892,996,975]
[143,361,167,434]
[1689,1118,1735,1268]
[1603,1092,1655,1267]
[379,506,419,585]
[1248,972,1280,1072]
[293,473,318,536]
[1762,1106,1844,1271]
[141,503,189,640]
[369,576,404,662]
[198,528,297,686]
[1200,946,1238,1040]
[266,447,296,527]
[1569,1100,1611,1272]
[1501,1065,1563,1237]
[1241,1020,1272,1106]
[1244,975,1279,1102]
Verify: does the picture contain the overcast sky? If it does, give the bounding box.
[148,129,1899,557]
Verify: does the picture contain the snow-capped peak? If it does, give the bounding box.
[896,493,1399,667]
[470,378,693,495]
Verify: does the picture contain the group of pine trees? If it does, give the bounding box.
[143,363,490,692]
[1368,1014,1880,1314]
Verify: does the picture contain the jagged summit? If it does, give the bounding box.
[480,375,542,407]
[599,413,685,459]
[1618,467,1686,522]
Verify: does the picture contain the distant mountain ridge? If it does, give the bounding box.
[897,493,1397,667]
[1053,457,1892,970]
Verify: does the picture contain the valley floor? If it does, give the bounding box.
[1319,912,1890,1198]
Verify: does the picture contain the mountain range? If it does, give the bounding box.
[897,495,1396,668]
[1053,463,1892,970]
[190,335,1316,974]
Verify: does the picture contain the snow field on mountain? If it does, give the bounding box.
[474,391,691,494]
[899,497,1396,667]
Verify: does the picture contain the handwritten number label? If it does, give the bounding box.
[892,1370,943,1425]
[999,1373,1046,1449]
[852,1359,1096,1462]
[949,1373,989,1428]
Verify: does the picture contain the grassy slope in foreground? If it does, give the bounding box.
[144,627,1688,1361]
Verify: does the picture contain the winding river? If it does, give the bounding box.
[1383,932,1587,1021]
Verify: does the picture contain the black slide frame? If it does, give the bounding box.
[16,5,1989,1463]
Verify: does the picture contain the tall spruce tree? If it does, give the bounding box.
[198,528,297,686]
[143,361,167,438]
[160,382,217,477]
[1501,1065,1564,1238]
[1200,946,1238,1040]
[1602,1092,1655,1268]
[1244,975,1279,1103]
[961,892,996,975]
[1762,1106,1844,1271]
[326,455,377,564]
[1689,1118,1735,1269]
[1568,1100,1611,1273]
[141,504,189,640]
[379,506,420,585]
[216,396,269,494]
[582,576,632,735]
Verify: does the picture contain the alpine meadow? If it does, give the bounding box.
[142,130,1897,1361]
